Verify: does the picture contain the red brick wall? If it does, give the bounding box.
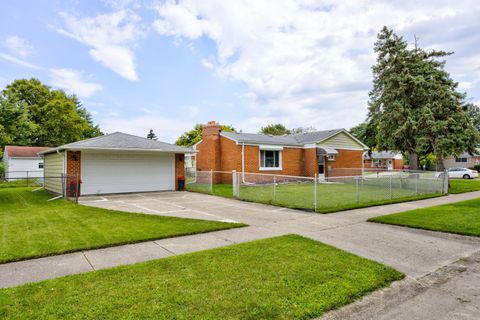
[303,148,318,177]
[175,153,185,190]
[196,122,222,171]
[66,151,81,178]
[394,159,404,169]
[327,149,364,177]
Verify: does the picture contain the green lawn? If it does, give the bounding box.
[187,181,441,213]
[368,198,480,237]
[0,235,404,319]
[0,188,244,264]
[448,179,480,194]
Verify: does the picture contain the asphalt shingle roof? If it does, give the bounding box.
[221,128,345,146]
[41,132,193,154]
[4,146,50,158]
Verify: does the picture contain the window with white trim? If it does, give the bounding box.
[327,154,336,161]
[455,157,467,163]
[38,162,44,169]
[260,150,281,169]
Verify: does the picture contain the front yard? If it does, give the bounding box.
[448,179,480,194]
[187,181,441,213]
[368,198,480,237]
[0,188,243,264]
[0,235,404,319]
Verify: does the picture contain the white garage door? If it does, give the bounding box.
[81,151,175,195]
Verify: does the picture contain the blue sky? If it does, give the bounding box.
[1,0,479,143]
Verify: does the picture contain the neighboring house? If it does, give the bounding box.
[39,132,193,196]
[364,151,404,170]
[2,146,50,180]
[195,121,369,178]
[443,149,480,169]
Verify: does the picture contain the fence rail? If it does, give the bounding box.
[1,171,81,203]
[186,169,447,213]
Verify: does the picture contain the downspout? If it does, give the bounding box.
[241,142,245,182]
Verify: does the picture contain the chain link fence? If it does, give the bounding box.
[1,171,81,203]
[186,169,447,212]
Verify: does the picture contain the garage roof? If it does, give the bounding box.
[39,132,193,154]
[4,146,50,158]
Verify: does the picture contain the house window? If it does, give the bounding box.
[327,154,336,161]
[455,157,467,163]
[260,150,281,169]
[38,162,44,169]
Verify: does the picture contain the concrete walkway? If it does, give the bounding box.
[1,191,480,317]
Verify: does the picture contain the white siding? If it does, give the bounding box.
[4,158,44,179]
[444,155,480,169]
[318,131,365,150]
[81,151,175,195]
[44,151,65,194]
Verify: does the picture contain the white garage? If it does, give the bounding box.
[40,132,192,196]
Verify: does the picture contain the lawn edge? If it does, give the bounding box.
[186,188,443,214]
[0,222,246,265]
[367,217,480,238]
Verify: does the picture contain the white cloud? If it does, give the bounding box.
[153,0,480,128]
[57,10,144,81]
[49,68,103,98]
[100,114,194,143]
[4,35,34,58]
[0,52,42,70]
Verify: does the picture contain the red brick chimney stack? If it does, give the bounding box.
[202,121,221,137]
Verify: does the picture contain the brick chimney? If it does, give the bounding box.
[202,121,221,137]
[197,121,222,172]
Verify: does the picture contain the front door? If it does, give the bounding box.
[318,155,325,177]
[387,159,393,170]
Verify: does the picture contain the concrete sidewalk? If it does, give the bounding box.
[1,191,480,290]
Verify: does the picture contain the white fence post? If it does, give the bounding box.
[232,170,237,198]
[210,169,213,194]
[389,175,393,199]
[443,169,449,194]
[273,175,276,205]
[355,178,359,204]
[314,174,317,212]
[415,173,419,195]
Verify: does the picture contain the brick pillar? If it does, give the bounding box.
[175,153,185,190]
[66,151,81,195]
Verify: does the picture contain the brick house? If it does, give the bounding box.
[364,151,404,170]
[195,121,369,178]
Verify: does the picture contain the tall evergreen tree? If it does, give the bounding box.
[367,27,478,170]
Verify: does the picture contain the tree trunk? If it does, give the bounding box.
[408,152,419,170]
[435,151,445,172]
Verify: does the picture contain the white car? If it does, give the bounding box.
[444,167,479,179]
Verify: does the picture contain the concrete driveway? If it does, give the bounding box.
[79,190,480,320]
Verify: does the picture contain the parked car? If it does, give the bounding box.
[437,167,479,179]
